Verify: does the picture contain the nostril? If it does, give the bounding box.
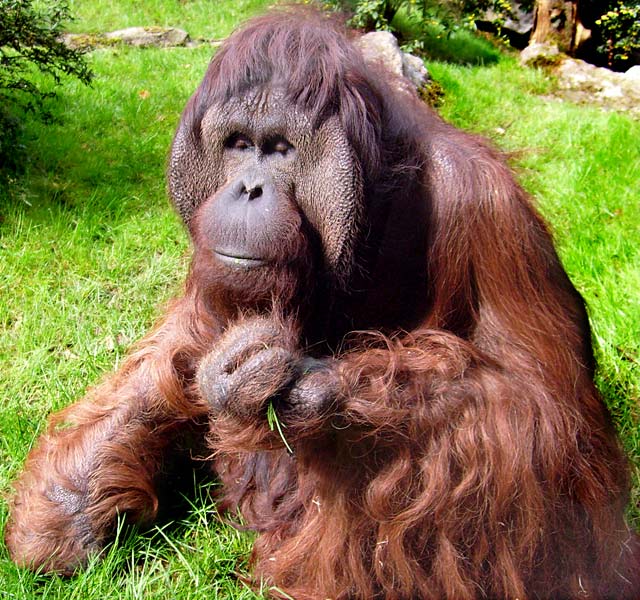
[247,186,263,200]
[237,177,265,201]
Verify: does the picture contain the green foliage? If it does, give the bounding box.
[0,105,25,181]
[347,0,392,32]
[340,0,503,62]
[458,0,515,25]
[414,21,501,63]
[0,0,92,182]
[346,0,514,34]
[596,2,640,66]
[0,0,93,113]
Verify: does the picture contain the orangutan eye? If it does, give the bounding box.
[263,136,294,156]
[225,133,254,151]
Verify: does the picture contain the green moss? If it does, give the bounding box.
[64,33,119,50]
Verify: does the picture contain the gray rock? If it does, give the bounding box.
[60,33,108,50]
[402,53,429,89]
[356,30,429,90]
[556,58,595,87]
[103,26,189,47]
[61,27,190,50]
[482,2,533,36]
[357,31,404,75]
[555,58,640,117]
[625,65,640,82]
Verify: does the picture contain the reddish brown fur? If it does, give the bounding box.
[5,8,639,599]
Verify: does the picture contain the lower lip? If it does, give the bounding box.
[213,251,267,268]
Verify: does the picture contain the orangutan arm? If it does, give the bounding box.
[5,296,212,574]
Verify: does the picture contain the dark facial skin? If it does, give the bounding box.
[195,91,306,271]
[170,88,364,307]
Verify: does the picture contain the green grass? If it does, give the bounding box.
[417,24,502,64]
[0,484,264,598]
[1,3,639,598]
[67,0,270,39]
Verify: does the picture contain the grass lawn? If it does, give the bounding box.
[1,1,638,598]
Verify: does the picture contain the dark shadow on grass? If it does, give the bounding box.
[386,6,502,66]
[18,422,221,588]
[420,26,502,65]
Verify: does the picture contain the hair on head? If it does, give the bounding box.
[189,7,385,174]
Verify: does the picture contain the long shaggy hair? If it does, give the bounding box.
[5,8,639,600]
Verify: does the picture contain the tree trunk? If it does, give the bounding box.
[530,0,587,54]
[531,0,555,44]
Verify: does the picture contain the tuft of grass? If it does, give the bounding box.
[267,401,293,454]
[0,482,265,599]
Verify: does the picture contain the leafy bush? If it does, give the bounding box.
[345,0,515,35]
[0,106,25,176]
[596,2,640,66]
[333,0,502,63]
[0,0,92,113]
[336,0,511,58]
[0,0,92,181]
